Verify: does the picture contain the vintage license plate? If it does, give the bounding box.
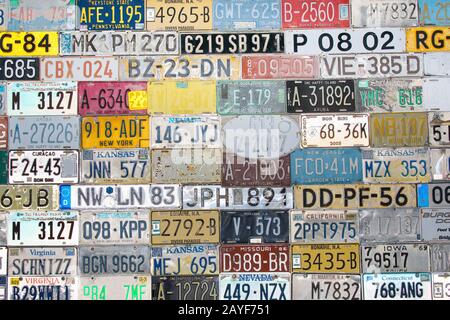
[181,32,284,54]
[0,186,57,211]
[183,186,293,210]
[216,80,286,115]
[146,0,212,31]
[292,243,360,273]
[0,214,5,245]
[220,244,290,273]
[0,247,5,275]
[370,112,428,147]
[295,184,417,209]
[79,211,150,245]
[152,149,221,184]
[9,116,79,150]
[360,209,421,242]
[242,55,318,79]
[362,147,430,183]
[0,32,58,56]
[422,208,450,241]
[0,1,5,32]
[8,276,77,300]
[8,150,78,184]
[363,273,432,300]
[220,273,290,300]
[81,116,149,149]
[152,276,218,300]
[81,148,150,184]
[290,148,362,184]
[0,276,5,299]
[356,79,424,112]
[148,81,216,114]
[7,82,77,116]
[7,211,78,246]
[0,117,6,149]
[287,80,355,113]
[60,31,178,56]
[320,54,423,78]
[429,112,450,146]
[290,210,359,243]
[41,57,119,81]
[419,0,449,25]
[351,0,418,27]
[119,55,239,80]
[281,0,350,28]
[417,183,450,208]
[0,83,5,115]
[406,26,450,51]
[221,210,289,244]
[151,116,220,149]
[424,52,450,75]
[151,210,219,245]
[8,247,76,276]
[151,244,219,276]
[424,78,450,111]
[78,0,145,30]
[213,0,281,30]
[60,184,181,210]
[292,274,361,300]
[0,58,39,81]
[432,273,450,300]
[301,114,369,148]
[431,244,450,271]
[0,151,7,183]
[79,275,151,300]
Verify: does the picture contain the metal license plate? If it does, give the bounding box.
[429,112,450,146]
[362,147,430,183]
[181,32,284,54]
[419,0,449,25]
[292,274,361,300]
[406,26,450,51]
[220,210,289,244]
[152,149,221,184]
[363,273,432,300]
[79,211,150,245]
[0,1,5,32]
[0,58,39,81]
[370,112,428,147]
[351,0,418,27]
[79,246,150,275]
[356,79,424,112]
[79,275,151,300]
[0,83,5,115]
[78,0,145,30]
[431,244,450,271]
[292,243,360,273]
[9,116,79,150]
[360,209,421,242]
[7,82,77,116]
[424,52,450,75]
[81,116,150,149]
[151,210,219,245]
[213,0,281,30]
[0,214,5,244]
[220,244,290,273]
[424,78,450,111]
[0,186,57,210]
[0,117,6,149]
[242,55,318,79]
[216,80,286,115]
[417,183,450,208]
[81,148,150,184]
[41,57,119,81]
[8,276,76,300]
[152,276,218,300]
[220,273,290,300]
[0,151,7,183]
[148,81,216,114]
[301,114,369,148]
[422,208,450,241]
[119,55,239,80]
[432,273,450,300]
[294,184,417,209]
[8,247,76,276]
[290,210,359,243]
[281,0,350,28]
[0,276,5,300]
[151,244,219,276]
[291,148,362,184]
[183,186,293,210]
[320,54,423,78]
[0,32,58,56]
[0,247,5,275]
[287,80,355,113]
[59,184,181,210]
[151,116,220,149]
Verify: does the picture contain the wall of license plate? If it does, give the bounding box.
[0,0,448,301]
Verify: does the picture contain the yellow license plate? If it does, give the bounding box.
[146,0,212,31]
[0,32,59,56]
[291,243,360,273]
[82,116,150,149]
[151,210,219,245]
[148,80,216,114]
[406,27,450,52]
[294,184,417,209]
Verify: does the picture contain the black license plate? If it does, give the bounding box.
[152,276,218,300]
[0,58,39,81]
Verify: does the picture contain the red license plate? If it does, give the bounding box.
[242,55,318,79]
[0,117,7,149]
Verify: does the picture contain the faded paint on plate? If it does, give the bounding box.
[0,117,6,149]
[0,246,5,275]
[242,55,318,79]
[424,52,450,75]
[418,0,450,25]
[432,273,450,300]
[0,214,5,245]
[292,274,361,300]
[429,112,450,146]
[430,149,450,180]
[421,208,450,241]
[424,78,450,111]
[79,276,151,300]
[351,0,418,27]
[431,244,450,271]
[0,185,58,210]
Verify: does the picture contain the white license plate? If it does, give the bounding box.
[429,112,450,147]
[431,244,450,272]
[430,149,450,180]
[8,150,79,184]
[351,0,418,27]
[363,273,432,300]
[0,247,5,275]
[432,273,450,300]
[301,114,369,148]
[424,53,450,76]
[79,276,151,300]
[422,209,450,241]
[292,274,361,300]
[424,78,450,112]
[8,276,77,300]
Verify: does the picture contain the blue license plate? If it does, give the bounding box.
[418,0,450,25]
